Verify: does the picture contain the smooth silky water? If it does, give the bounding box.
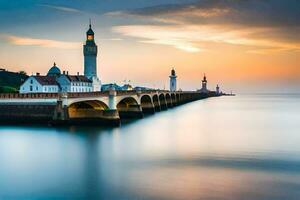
[1,94,300,200]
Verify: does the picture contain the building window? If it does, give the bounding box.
[30,86,33,91]
[30,79,33,84]
[36,86,38,91]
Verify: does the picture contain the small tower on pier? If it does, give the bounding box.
[216,84,220,95]
[199,74,209,93]
[169,68,177,92]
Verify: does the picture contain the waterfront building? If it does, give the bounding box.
[19,74,59,93]
[101,83,122,91]
[198,74,210,93]
[121,84,133,91]
[169,68,177,92]
[57,74,93,93]
[101,83,135,91]
[20,21,101,93]
[134,86,153,91]
[20,63,93,93]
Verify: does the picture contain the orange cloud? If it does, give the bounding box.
[3,35,81,49]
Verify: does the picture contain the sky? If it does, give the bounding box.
[0,0,299,93]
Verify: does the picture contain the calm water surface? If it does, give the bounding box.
[1,94,300,200]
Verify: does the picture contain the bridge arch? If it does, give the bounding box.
[117,97,139,110]
[165,93,172,108]
[152,94,161,112]
[171,93,176,106]
[159,93,167,110]
[116,97,143,119]
[176,93,180,104]
[140,95,155,114]
[68,100,109,119]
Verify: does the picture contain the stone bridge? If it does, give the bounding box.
[0,90,218,126]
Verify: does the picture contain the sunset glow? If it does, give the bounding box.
[0,0,299,92]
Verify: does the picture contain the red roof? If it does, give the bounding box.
[34,76,58,86]
[66,75,92,83]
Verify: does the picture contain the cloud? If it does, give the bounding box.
[116,0,300,28]
[100,38,123,41]
[113,24,300,53]
[38,4,82,13]
[3,34,81,49]
[113,25,204,52]
[109,0,300,53]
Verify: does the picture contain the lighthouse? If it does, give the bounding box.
[216,84,220,95]
[199,74,209,93]
[169,68,177,92]
[83,20,101,91]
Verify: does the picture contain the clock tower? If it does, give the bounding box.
[83,20,101,91]
[84,20,98,78]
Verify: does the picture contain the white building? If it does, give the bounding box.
[169,68,177,92]
[57,74,93,93]
[20,75,59,93]
[20,63,93,94]
[20,21,101,94]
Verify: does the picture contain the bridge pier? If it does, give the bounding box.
[140,94,155,114]
[65,109,120,126]
[52,90,121,126]
[154,104,161,112]
[141,105,155,114]
[159,94,168,110]
[152,94,161,112]
[118,104,143,119]
[52,107,120,126]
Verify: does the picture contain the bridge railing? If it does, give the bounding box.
[0,90,207,99]
[115,90,186,96]
[0,93,59,99]
[67,91,109,98]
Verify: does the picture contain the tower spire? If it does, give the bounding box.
[89,18,91,29]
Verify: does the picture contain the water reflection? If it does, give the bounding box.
[0,94,300,199]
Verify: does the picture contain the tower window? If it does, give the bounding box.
[87,35,93,40]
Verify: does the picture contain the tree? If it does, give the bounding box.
[19,70,27,75]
